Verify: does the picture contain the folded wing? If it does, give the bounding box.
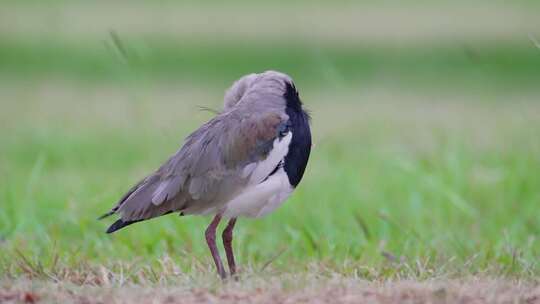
[101,110,288,232]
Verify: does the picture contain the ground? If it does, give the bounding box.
[1,1,540,302]
[2,276,540,303]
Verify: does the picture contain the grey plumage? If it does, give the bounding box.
[101,70,312,279]
[101,71,293,230]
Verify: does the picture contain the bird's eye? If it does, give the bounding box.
[278,122,290,137]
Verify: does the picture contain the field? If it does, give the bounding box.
[2,1,540,303]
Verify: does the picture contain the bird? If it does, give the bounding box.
[99,71,312,279]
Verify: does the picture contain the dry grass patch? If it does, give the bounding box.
[2,276,540,304]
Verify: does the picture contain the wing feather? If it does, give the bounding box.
[102,110,287,228]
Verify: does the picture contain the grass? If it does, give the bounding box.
[3,275,540,303]
[1,38,540,93]
[2,83,540,278]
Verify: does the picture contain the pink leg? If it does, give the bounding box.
[205,214,226,279]
[222,218,237,276]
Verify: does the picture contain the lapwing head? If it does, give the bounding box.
[223,70,311,188]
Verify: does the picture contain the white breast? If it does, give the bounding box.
[223,167,293,218]
[202,132,294,218]
[221,131,293,218]
[196,131,293,218]
[244,132,292,185]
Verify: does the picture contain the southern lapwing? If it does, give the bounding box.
[100,71,312,279]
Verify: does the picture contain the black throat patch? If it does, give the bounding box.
[283,82,312,187]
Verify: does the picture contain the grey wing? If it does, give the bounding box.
[101,110,288,229]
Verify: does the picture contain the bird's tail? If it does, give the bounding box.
[106,219,142,234]
[97,210,115,220]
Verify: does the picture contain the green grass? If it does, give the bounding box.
[1,38,540,93]
[1,82,540,280]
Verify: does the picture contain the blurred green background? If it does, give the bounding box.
[1,0,540,277]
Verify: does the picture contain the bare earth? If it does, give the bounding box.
[1,276,539,304]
